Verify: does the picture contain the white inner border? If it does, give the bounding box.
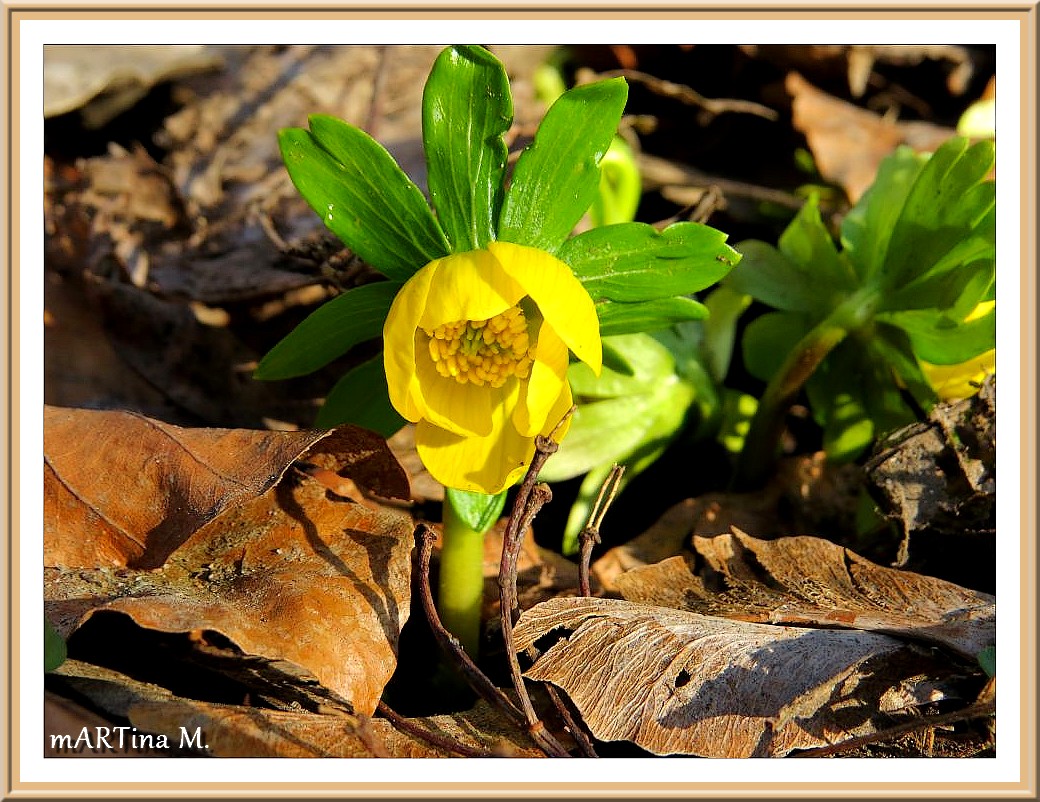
[18,17,1024,788]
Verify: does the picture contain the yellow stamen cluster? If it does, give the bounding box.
[424,305,534,388]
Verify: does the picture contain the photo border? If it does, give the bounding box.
[3,3,1036,798]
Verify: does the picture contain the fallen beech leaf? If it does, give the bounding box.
[787,72,956,202]
[130,698,384,758]
[615,530,994,662]
[514,597,962,757]
[372,701,544,758]
[44,405,409,569]
[45,441,413,716]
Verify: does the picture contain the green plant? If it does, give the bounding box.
[729,136,995,487]
[257,45,738,653]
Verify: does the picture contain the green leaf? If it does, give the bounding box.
[498,77,628,252]
[596,296,708,337]
[445,487,509,533]
[588,136,641,227]
[880,137,996,290]
[701,285,753,383]
[543,334,683,479]
[871,323,938,411]
[880,307,996,365]
[314,354,406,437]
[539,393,660,481]
[569,333,677,399]
[255,281,400,380]
[279,119,449,281]
[45,619,67,672]
[882,253,994,314]
[725,240,821,312]
[841,145,928,280]
[422,46,513,252]
[559,221,739,302]
[777,195,857,293]
[741,311,812,381]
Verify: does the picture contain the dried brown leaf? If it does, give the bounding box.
[45,407,413,715]
[44,405,409,569]
[787,72,956,202]
[615,530,994,662]
[514,597,962,757]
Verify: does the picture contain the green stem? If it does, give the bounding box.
[733,288,880,489]
[439,498,486,657]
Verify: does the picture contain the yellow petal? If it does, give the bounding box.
[383,262,437,422]
[418,249,526,330]
[921,349,995,400]
[413,348,499,437]
[541,380,575,441]
[488,241,602,373]
[513,320,568,437]
[416,382,532,494]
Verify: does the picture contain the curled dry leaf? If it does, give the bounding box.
[45,406,413,716]
[615,530,994,662]
[44,405,409,569]
[515,596,967,758]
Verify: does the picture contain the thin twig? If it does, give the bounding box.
[578,464,626,597]
[376,701,490,758]
[596,68,779,121]
[414,525,525,728]
[544,684,598,758]
[364,45,390,138]
[495,409,577,758]
[791,698,996,758]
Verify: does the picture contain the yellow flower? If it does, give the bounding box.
[383,241,601,494]
[920,301,995,400]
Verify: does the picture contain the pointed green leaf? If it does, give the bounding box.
[279,119,448,281]
[255,281,400,380]
[559,221,739,302]
[726,240,821,312]
[568,333,677,399]
[314,354,406,437]
[870,323,938,411]
[880,307,996,365]
[423,46,513,252]
[595,296,708,337]
[498,77,628,252]
[701,285,753,383]
[841,146,927,280]
[741,311,813,382]
[445,487,509,534]
[778,195,857,293]
[882,254,994,314]
[880,137,996,290]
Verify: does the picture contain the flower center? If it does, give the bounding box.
[423,305,534,388]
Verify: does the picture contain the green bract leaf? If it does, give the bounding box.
[880,307,996,365]
[445,487,508,533]
[314,355,406,437]
[255,282,400,380]
[725,240,820,312]
[881,138,996,290]
[540,334,695,483]
[778,196,857,293]
[701,286,753,383]
[596,296,708,338]
[279,119,449,282]
[841,146,928,281]
[422,46,512,252]
[569,333,676,399]
[870,324,937,410]
[883,254,994,314]
[498,77,628,252]
[741,311,812,381]
[559,221,739,302]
